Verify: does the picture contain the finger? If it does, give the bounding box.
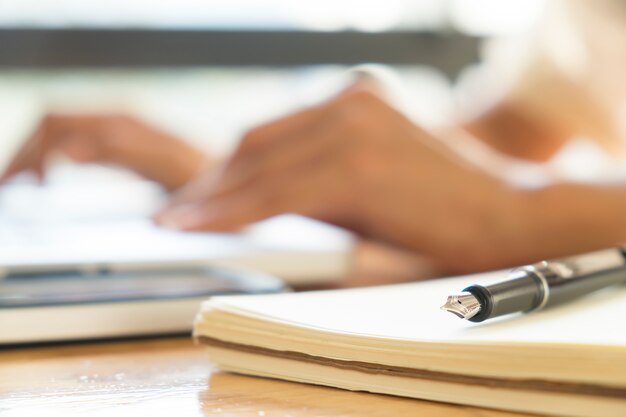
[156,106,325,206]
[153,163,225,220]
[157,150,348,232]
[36,113,126,160]
[161,171,336,232]
[209,112,342,200]
[158,85,376,217]
[59,135,104,162]
[161,108,347,220]
[163,90,374,214]
[46,115,115,157]
[0,120,49,183]
[159,106,334,214]
[0,114,110,183]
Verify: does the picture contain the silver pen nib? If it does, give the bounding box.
[441,292,481,320]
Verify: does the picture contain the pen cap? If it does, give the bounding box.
[464,270,544,322]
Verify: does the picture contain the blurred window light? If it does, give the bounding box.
[0,0,295,29]
[0,0,446,31]
[449,0,546,36]
[285,0,446,32]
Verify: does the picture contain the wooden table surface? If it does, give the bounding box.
[0,336,535,417]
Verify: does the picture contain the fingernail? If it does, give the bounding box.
[156,204,208,230]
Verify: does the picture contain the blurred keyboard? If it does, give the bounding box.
[0,173,353,284]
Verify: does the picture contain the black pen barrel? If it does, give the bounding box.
[545,267,626,307]
[464,272,544,322]
[466,258,626,322]
[448,247,626,323]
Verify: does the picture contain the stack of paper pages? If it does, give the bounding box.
[193,271,626,417]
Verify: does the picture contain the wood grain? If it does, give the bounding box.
[0,337,536,417]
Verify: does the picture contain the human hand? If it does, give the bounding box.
[156,89,525,272]
[0,114,209,191]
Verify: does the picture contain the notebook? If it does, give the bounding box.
[193,271,626,417]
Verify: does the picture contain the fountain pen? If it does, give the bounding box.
[441,246,626,322]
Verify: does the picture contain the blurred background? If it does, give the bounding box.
[0,0,550,184]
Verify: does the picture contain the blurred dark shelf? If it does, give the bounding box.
[0,28,479,76]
